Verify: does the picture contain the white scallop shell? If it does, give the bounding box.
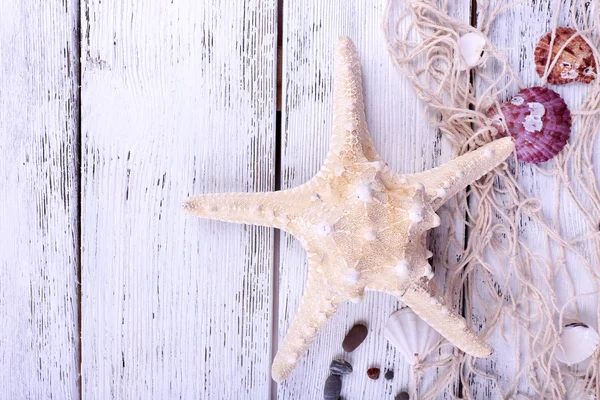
[458,32,487,70]
[555,322,599,365]
[385,308,441,365]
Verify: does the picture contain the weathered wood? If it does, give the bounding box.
[7,0,591,397]
[277,1,471,398]
[469,1,597,398]
[80,1,277,398]
[0,2,80,398]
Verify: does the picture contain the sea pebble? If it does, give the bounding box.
[366,367,380,380]
[384,369,394,380]
[342,324,368,352]
[323,374,342,400]
[396,392,410,400]
[488,86,571,164]
[534,27,596,85]
[329,359,353,375]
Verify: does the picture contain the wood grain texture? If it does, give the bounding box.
[470,1,597,398]
[0,1,80,399]
[277,1,471,398]
[80,1,277,398]
[7,0,588,397]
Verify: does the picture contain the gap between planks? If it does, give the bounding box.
[270,112,283,399]
[271,0,285,398]
[458,0,480,398]
[76,1,83,398]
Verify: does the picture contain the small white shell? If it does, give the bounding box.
[458,32,486,70]
[385,308,441,365]
[555,322,599,365]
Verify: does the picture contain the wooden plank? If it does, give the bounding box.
[80,1,277,398]
[0,1,80,398]
[469,1,598,398]
[277,1,471,398]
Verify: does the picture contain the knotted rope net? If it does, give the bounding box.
[383,0,600,398]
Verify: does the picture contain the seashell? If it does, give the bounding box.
[323,374,342,400]
[487,86,571,164]
[534,27,596,85]
[555,322,599,365]
[458,31,487,70]
[384,308,441,365]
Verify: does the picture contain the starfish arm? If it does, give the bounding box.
[405,137,515,206]
[271,269,341,382]
[399,283,493,358]
[183,188,304,229]
[321,36,381,175]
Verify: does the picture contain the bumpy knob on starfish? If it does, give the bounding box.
[183,36,515,382]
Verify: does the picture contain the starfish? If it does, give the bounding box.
[183,36,515,382]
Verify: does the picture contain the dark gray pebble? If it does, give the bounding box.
[329,359,353,375]
[395,391,410,400]
[384,369,394,380]
[342,324,368,352]
[324,374,342,400]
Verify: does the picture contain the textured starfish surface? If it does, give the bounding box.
[183,37,515,382]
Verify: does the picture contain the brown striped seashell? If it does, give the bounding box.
[534,27,596,85]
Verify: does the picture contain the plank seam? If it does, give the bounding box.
[76,1,83,398]
[459,0,479,398]
[271,0,284,397]
[271,114,282,400]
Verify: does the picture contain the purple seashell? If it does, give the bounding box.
[488,86,571,164]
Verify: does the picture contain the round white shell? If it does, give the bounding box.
[555,322,599,365]
[458,32,487,70]
[385,308,441,365]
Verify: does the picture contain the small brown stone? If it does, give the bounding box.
[366,367,380,380]
[342,324,368,352]
[395,391,410,400]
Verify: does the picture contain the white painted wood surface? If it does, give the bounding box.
[3,0,599,398]
[80,1,277,398]
[0,2,80,399]
[470,1,598,399]
[277,1,471,398]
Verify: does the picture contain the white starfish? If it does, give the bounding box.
[183,36,515,382]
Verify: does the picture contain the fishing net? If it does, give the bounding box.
[383,0,600,398]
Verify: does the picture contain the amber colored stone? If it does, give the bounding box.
[366,367,380,380]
